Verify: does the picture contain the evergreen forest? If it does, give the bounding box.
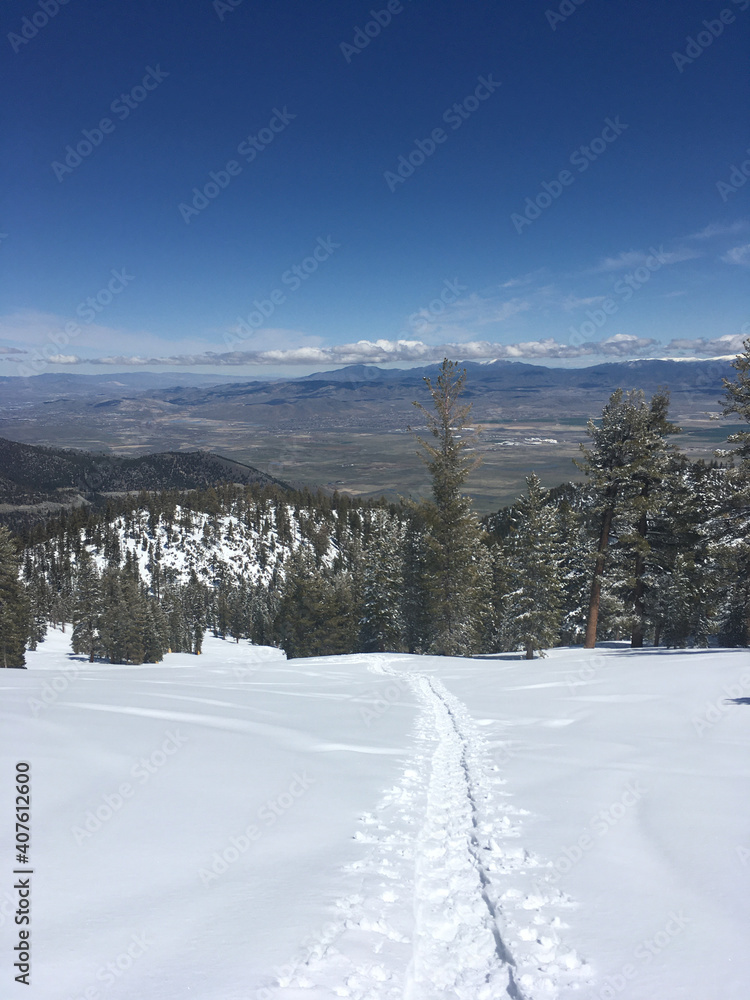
[1,348,749,668]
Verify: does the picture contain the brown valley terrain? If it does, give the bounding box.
[0,359,739,513]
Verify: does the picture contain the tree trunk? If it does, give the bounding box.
[653,621,661,647]
[525,638,534,660]
[631,508,648,648]
[584,505,614,649]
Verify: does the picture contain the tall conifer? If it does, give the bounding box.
[412,359,490,655]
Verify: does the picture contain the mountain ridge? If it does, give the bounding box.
[0,438,290,529]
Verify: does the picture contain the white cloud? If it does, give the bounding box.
[688,221,747,240]
[721,243,750,267]
[561,294,607,311]
[666,334,747,355]
[499,270,544,289]
[406,293,531,343]
[47,354,82,365]
[74,334,661,367]
[595,246,700,272]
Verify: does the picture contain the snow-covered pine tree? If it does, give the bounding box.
[718,338,750,643]
[0,525,29,667]
[97,566,130,663]
[401,511,431,654]
[577,388,680,648]
[499,474,564,659]
[659,553,715,648]
[23,551,49,651]
[359,511,407,652]
[275,550,359,657]
[722,336,750,463]
[71,549,103,662]
[412,359,491,656]
[554,492,591,646]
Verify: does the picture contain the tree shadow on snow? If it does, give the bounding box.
[472,653,528,661]
[727,697,750,705]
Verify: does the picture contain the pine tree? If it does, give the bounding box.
[0,526,29,668]
[276,553,358,657]
[577,388,680,648]
[659,553,715,648]
[23,554,49,652]
[412,359,491,655]
[555,498,591,646]
[400,513,431,654]
[71,549,103,662]
[359,512,406,652]
[498,475,564,658]
[98,566,130,663]
[722,337,750,462]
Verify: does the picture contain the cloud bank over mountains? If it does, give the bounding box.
[5,332,747,371]
[2,223,747,371]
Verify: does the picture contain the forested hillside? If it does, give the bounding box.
[0,437,288,530]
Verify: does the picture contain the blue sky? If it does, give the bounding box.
[2,0,749,376]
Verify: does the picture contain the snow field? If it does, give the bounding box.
[270,658,590,999]
[1,633,749,999]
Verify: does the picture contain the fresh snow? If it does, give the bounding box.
[81,504,341,588]
[2,631,749,999]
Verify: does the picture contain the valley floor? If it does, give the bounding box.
[1,633,749,999]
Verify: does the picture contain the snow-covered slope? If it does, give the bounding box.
[2,633,749,999]
[87,503,341,587]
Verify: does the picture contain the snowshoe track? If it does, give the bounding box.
[266,657,591,998]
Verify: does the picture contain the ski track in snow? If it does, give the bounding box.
[265,657,592,999]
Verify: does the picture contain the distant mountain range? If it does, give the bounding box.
[128,358,734,429]
[0,371,255,407]
[0,359,736,502]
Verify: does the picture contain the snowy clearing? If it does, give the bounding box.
[1,631,749,999]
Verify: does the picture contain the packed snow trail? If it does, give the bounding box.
[404,674,523,999]
[270,657,590,999]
